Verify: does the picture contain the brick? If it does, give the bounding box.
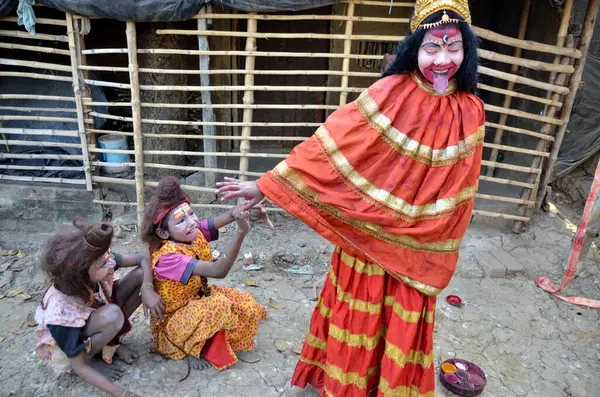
[490,249,524,275]
[474,251,507,278]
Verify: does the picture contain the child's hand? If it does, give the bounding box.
[142,288,166,322]
[249,198,275,230]
[232,206,250,235]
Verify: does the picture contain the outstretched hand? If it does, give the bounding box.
[249,198,275,230]
[216,177,264,211]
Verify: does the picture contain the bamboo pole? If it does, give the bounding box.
[88,147,288,159]
[512,35,578,233]
[91,200,286,212]
[0,29,68,42]
[544,0,574,106]
[0,115,80,123]
[87,128,134,137]
[0,153,83,160]
[0,72,73,82]
[0,106,77,113]
[192,13,409,24]
[487,0,532,177]
[66,13,93,191]
[343,0,413,6]
[78,65,380,77]
[0,42,70,56]
[483,142,549,157]
[83,48,387,60]
[484,104,563,125]
[92,175,215,193]
[198,9,217,188]
[478,175,536,189]
[0,174,85,185]
[480,160,541,174]
[0,58,72,72]
[476,193,534,206]
[0,16,68,26]
[535,0,600,212]
[0,164,83,171]
[0,140,82,148]
[477,48,574,74]
[125,21,145,227]
[90,111,322,127]
[477,83,562,107]
[0,128,78,137]
[91,161,263,178]
[155,29,404,42]
[477,66,570,95]
[0,94,75,101]
[471,210,529,222]
[484,122,554,142]
[339,1,355,106]
[84,101,339,110]
[231,13,240,150]
[143,134,307,141]
[471,26,582,58]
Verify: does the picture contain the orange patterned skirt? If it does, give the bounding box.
[291,247,436,396]
[152,285,267,370]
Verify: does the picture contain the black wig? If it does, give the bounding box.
[382,10,479,94]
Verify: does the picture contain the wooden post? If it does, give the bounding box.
[339,1,355,106]
[66,13,93,191]
[231,12,240,151]
[238,15,257,186]
[485,0,531,177]
[511,35,575,234]
[198,6,217,188]
[544,0,574,109]
[125,21,145,227]
[535,0,600,213]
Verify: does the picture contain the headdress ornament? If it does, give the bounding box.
[410,0,471,33]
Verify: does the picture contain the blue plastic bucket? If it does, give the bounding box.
[97,134,130,173]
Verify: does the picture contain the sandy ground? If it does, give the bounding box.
[0,201,599,397]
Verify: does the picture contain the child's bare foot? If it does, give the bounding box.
[115,344,138,364]
[236,350,261,363]
[190,354,211,371]
[89,358,124,381]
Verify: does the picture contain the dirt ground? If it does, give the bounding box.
[0,200,599,397]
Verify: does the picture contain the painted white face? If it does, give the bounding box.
[417,24,464,93]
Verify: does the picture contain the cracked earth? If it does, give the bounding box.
[0,200,598,397]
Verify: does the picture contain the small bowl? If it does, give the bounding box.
[442,363,457,374]
[446,295,463,306]
[439,359,486,396]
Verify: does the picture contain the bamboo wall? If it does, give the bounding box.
[0,0,594,229]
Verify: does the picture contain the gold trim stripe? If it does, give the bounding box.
[328,266,434,323]
[339,248,385,276]
[305,332,327,351]
[379,378,436,397]
[355,89,484,167]
[299,357,379,390]
[384,342,434,369]
[328,323,386,351]
[274,161,463,254]
[316,296,333,319]
[315,126,478,219]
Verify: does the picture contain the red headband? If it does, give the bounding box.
[152,198,190,226]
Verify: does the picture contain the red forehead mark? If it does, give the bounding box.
[428,25,460,38]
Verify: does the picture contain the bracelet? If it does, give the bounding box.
[138,282,154,296]
[121,390,128,397]
[222,253,234,264]
[84,336,92,354]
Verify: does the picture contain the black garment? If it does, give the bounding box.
[47,325,84,358]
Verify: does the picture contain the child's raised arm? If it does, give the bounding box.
[115,254,165,320]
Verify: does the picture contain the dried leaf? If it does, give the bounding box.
[268,298,285,310]
[26,313,36,327]
[275,340,290,352]
[17,293,31,300]
[292,342,303,355]
[7,286,25,297]
[0,336,5,343]
[244,279,258,288]
[0,250,8,256]
[16,250,26,258]
[8,249,18,256]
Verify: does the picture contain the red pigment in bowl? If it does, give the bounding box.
[444,373,459,384]
[446,295,463,306]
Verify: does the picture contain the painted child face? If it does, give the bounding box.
[164,202,198,243]
[417,24,464,93]
[88,250,116,284]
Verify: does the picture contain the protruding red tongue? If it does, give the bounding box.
[433,72,449,94]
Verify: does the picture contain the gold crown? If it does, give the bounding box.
[410,0,472,33]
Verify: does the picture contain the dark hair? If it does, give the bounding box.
[141,176,189,254]
[382,10,479,94]
[42,219,113,303]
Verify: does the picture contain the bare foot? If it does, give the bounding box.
[89,358,124,381]
[237,350,261,364]
[115,344,138,364]
[190,354,211,371]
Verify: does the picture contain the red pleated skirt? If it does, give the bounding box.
[291,247,436,397]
